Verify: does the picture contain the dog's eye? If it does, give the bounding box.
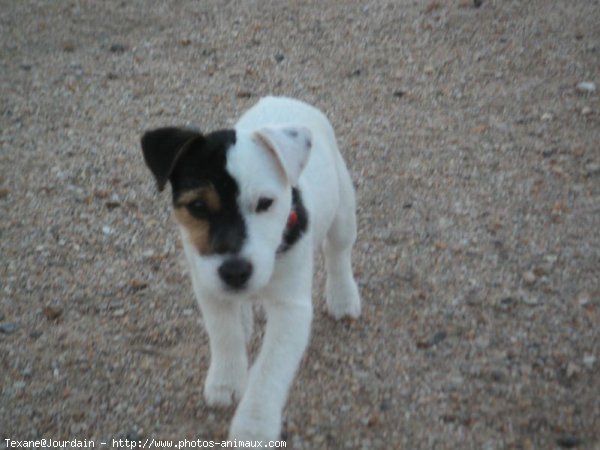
[187,200,208,216]
[255,197,274,213]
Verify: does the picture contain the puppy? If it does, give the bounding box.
[141,96,361,441]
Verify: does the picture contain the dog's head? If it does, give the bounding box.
[141,125,311,297]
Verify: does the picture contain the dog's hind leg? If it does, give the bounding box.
[199,299,248,407]
[323,160,361,320]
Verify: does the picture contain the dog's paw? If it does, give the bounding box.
[204,365,246,407]
[229,409,281,443]
[326,277,361,320]
[204,383,238,407]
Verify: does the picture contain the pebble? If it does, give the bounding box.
[522,270,537,284]
[43,305,62,320]
[585,162,600,177]
[521,294,540,306]
[142,249,155,258]
[109,43,128,54]
[431,330,448,346]
[583,354,596,368]
[112,308,126,317]
[576,81,596,93]
[541,112,553,121]
[556,434,582,448]
[577,292,590,306]
[566,362,581,378]
[29,330,42,339]
[102,225,114,235]
[581,106,592,116]
[0,322,18,334]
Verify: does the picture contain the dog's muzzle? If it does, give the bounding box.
[218,257,253,290]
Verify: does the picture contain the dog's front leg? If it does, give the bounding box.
[199,298,248,407]
[229,296,312,441]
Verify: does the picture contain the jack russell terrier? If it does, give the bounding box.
[141,96,361,442]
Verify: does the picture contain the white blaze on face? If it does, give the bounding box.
[225,131,293,292]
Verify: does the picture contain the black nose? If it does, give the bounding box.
[218,258,253,289]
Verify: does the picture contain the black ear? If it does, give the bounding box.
[140,127,203,191]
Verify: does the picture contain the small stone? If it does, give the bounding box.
[431,330,448,346]
[105,201,121,210]
[29,330,42,339]
[367,411,380,427]
[274,53,285,63]
[43,305,62,320]
[102,225,114,235]
[109,43,128,53]
[583,354,596,368]
[424,64,434,74]
[541,112,553,121]
[0,322,18,334]
[581,106,592,116]
[62,41,76,52]
[498,296,517,308]
[521,294,539,306]
[142,249,155,258]
[522,271,536,284]
[566,362,581,378]
[379,399,391,411]
[585,162,600,177]
[576,81,596,93]
[577,292,590,306]
[425,1,442,13]
[556,434,582,448]
[112,308,126,317]
[130,279,148,291]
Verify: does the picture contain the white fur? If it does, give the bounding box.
[180,97,361,442]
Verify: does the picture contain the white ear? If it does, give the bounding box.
[254,125,312,185]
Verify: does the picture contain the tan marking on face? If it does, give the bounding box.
[176,185,221,211]
[173,207,211,255]
[173,185,221,255]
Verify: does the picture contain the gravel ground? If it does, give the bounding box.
[1,1,599,448]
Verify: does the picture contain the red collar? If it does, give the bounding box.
[287,209,298,228]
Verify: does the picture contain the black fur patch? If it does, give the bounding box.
[277,187,308,255]
[172,129,246,255]
[142,127,246,255]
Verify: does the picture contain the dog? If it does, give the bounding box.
[140,96,361,441]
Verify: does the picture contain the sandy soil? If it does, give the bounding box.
[1,1,599,448]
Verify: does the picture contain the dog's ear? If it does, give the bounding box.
[254,125,312,185]
[140,127,203,191]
